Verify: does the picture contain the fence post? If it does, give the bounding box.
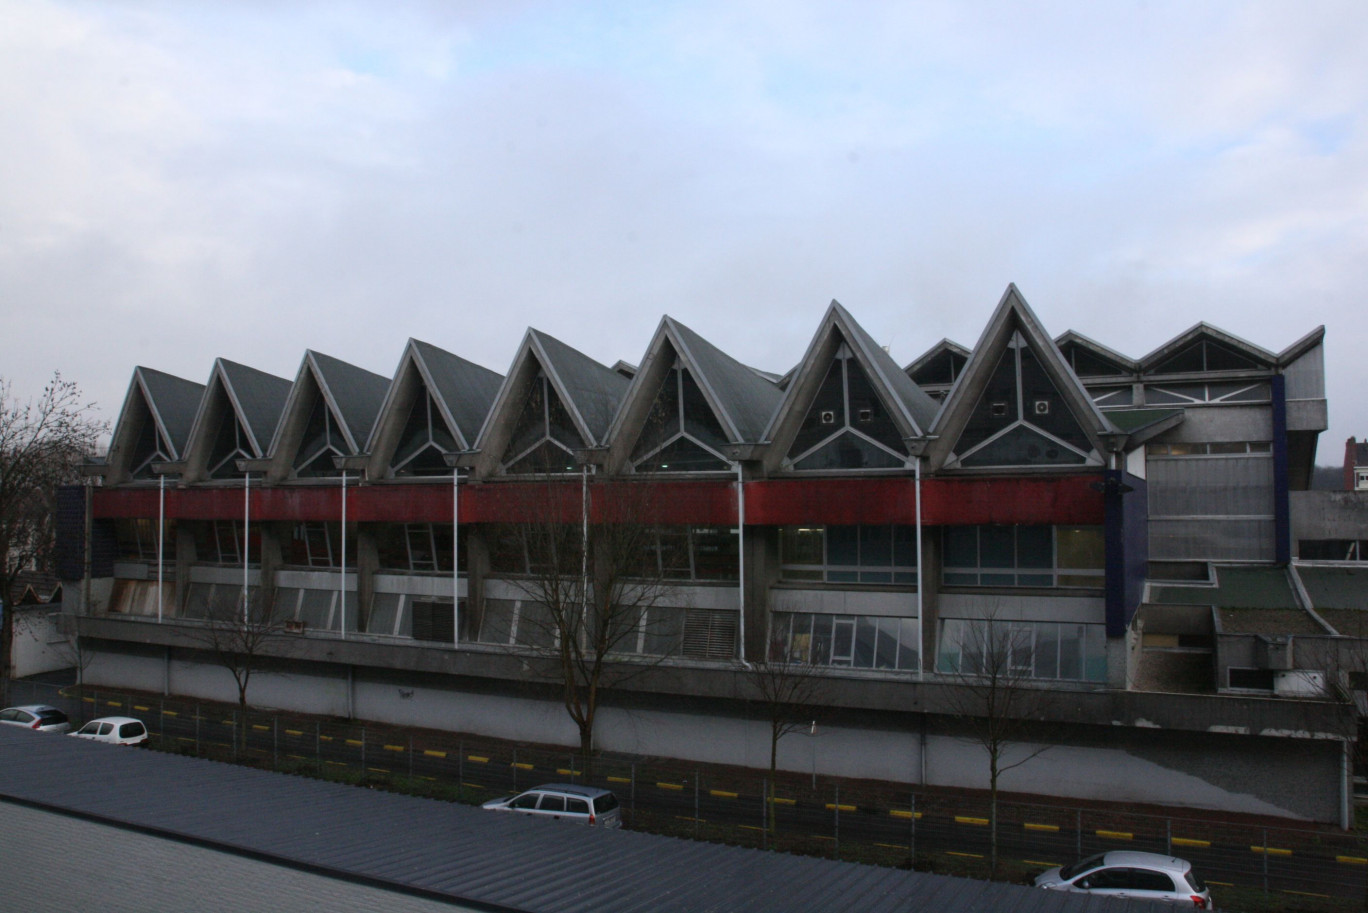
[833,783,840,857]
[910,793,917,864]
[694,771,700,839]
[762,776,768,850]
[1262,828,1269,894]
[1076,808,1082,859]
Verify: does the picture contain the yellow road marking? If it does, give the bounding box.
[1024,823,1059,832]
[955,816,988,826]
[607,776,631,784]
[947,851,982,859]
[768,797,796,806]
[1251,846,1291,857]
[384,744,404,752]
[1024,860,1060,868]
[825,803,856,812]
[423,750,447,759]
[344,739,363,747]
[133,705,150,711]
[889,809,922,819]
[467,755,489,763]
[657,782,684,791]
[285,729,304,736]
[556,768,573,775]
[710,789,738,799]
[162,710,178,717]
[875,843,909,850]
[1172,837,1210,848]
[1336,855,1368,865]
[252,724,270,731]
[512,762,533,770]
[1283,891,1329,899]
[1097,829,1132,841]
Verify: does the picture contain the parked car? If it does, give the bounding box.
[0,705,71,733]
[69,716,149,746]
[482,784,622,828]
[1035,851,1210,908]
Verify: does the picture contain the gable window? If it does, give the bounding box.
[391,390,457,477]
[128,410,173,480]
[207,414,254,479]
[1151,338,1263,374]
[294,396,348,477]
[502,372,582,474]
[780,525,917,584]
[955,332,1092,468]
[787,343,906,471]
[909,348,967,388]
[942,525,1103,588]
[632,362,730,472]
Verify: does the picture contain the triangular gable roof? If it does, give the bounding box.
[363,340,504,476]
[473,329,629,473]
[904,339,972,388]
[106,367,205,480]
[1277,325,1326,366]
[762,301,940,471]
[605,317,783,469]
[182,359,292,477]
[264,352,390,478]
[1054,330,1138,378]
[1139,323,1276,374]
[928,284,1111,470]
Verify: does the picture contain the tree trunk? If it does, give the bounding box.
[769,724,780,834]
[989,753,999,877]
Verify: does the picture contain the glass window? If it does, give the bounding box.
[368,593,401,636]
[942,526,1102,588]
[787,347,908,470]
[779,525,917,585]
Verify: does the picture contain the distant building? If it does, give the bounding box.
[1346,437,1368,492]
[58,284,1359,825]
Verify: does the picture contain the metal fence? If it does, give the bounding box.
[12,679,1367,906]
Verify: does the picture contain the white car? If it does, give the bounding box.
[482,784,622,828]
[0,704,72,732]
[69,716,149,746]
[1035,851,1210,908]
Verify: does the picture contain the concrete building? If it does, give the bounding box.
[56,285,1358,824]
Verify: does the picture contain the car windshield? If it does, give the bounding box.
[36,710,67,724]
[1185,869,1206,892]
[1059,854,1107,880]
[594,794,619,813]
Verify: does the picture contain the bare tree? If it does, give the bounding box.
[488,473,677,775]
[942,609,1053,876]
[746,646,830,834]
[188,589,294,752]
[0,373,105,702]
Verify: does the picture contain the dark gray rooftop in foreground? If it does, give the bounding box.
[0,727,1156,912]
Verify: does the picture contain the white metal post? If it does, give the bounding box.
[242,472,250,626]
[340,470,347,640]
[452,467,460,646]
[157,473,165,623]
[735,461,747,665]
[915,457,924,678]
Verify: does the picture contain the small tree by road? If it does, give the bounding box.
[746,648,830,834]
[941,611,1054,876]
[0,373,105,703]
[490,473,677,776]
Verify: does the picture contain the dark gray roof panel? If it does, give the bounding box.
[0,728,1143,913]
[669,318,782,442]
[219,359,293,453]
[308,351,391,446]
[412,339,505,444]
[532,330,630,442]
[137,367,205,452]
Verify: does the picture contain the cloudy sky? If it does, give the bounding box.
[2,1,1366,461]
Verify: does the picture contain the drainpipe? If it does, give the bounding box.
[157,473,165,624]
[339,469,348,639]
[241,471,250,625]
[914,455,924,679]
[453,466,460,646]
[735,460,750,667]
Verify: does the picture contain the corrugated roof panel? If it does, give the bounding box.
[412,339,504,447]
[309,351,390,448]
[669,317,783,443]
[219,359,293,454]
[138,367,206,454]
[0,728,1159,913]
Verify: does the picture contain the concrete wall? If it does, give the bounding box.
[80,645,1346,823]
[1293,490,1368,540]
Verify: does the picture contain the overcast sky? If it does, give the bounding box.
[3,1,1366,461]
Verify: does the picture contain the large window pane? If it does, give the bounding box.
[810,614,834,664]
[944,527,977,569]
[874,617,900,669]
[854,616,877,667]
[1016,526,1052,569]
[980,527,1014,568]
[368,593,401,636]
